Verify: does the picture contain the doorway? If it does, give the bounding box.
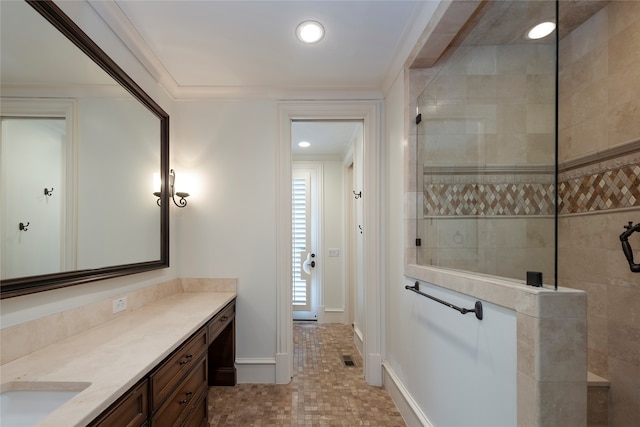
[290,120,363,325]
[277,101,383,386]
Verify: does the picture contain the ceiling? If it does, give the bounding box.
[291,121,362,158]
[101,0,432,99]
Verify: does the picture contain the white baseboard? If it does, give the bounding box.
[322,309,344,324]
[353,325,363,357]
[236,358,276,384]
[382,361,432,427]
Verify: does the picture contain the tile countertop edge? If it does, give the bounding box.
[1,291,236,427]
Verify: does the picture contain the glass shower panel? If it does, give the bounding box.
[415,0,557,284]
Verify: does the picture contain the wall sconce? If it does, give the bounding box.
[154,169,190,208]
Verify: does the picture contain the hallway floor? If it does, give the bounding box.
[208,322,406,426]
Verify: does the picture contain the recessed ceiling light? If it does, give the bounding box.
[296,20,325,44]
[526,21,556,40]
[298,141,311,148]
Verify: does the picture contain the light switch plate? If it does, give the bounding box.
[328,248,340,257]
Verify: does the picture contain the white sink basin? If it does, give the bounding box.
[0,382,90,427]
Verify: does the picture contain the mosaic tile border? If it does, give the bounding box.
[423,168,555,217]
[558,143,640,215]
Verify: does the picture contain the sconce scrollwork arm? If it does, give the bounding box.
[153,169,190,208]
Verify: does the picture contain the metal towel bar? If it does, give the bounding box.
[405,281,483,320]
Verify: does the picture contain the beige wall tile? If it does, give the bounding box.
[570,45,608,91]
[587,315,609,357]
[608,0,640,37]
[517,372,539,426]
[537,317,587,382]
[608,17,640,73]
[538,381,587,427]
[608,357,640,426]
[588,347,609,378]
[607,286,640,327]
[570,7,609,62]
[607,320,640,366]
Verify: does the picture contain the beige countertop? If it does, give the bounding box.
[0,291,236,427]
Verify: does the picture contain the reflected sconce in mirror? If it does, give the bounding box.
[154,169,190,208]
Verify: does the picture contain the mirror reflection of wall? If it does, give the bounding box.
[1,117,68,279]
[414,0,557,283]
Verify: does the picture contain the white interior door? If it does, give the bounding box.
[292,168,319,320]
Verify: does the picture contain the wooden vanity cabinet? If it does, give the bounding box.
[89,298,235,427]
[150,356,207,426]
[208,300,236,386]
[89,379,148,427]
[149,328,207,413]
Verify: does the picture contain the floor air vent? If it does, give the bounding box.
[341,355,356,367]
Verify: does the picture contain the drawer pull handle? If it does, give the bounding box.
[179,354,193,365]
[179,392,193,405]
[220,315,229,322]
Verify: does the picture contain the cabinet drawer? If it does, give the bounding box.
[150,328,207,411]
[181,388,208,427]
[151,356,207,427]
[91,379,148,427]
[208,301,235,343]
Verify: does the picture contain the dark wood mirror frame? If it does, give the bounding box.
[0,0,169,299]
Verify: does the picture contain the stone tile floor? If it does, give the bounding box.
[208,322,406,426]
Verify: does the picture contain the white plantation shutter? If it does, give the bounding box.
[292,175,310,309]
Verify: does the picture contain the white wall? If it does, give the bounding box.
[321,160,344,314]
[173,99,278,378]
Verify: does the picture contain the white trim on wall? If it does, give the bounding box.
[236,358,277,384]
[323,309,344,324]
[277,101,383,386]
[383,362,432,427]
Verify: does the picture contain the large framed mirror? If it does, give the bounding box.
[0,0,169,298]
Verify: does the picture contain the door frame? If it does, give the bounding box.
[276,101,383,385]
